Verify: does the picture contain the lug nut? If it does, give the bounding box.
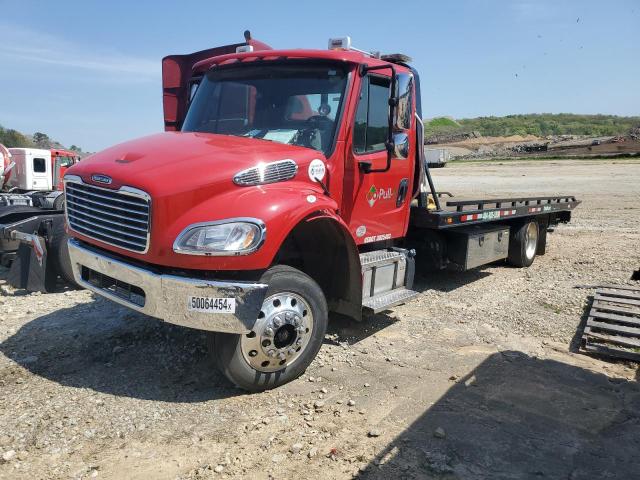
[273,316,283,327]
[285,312,293,321]
[278,352,286,361]
[288,348,296,356]
[264,327,274,337]
[296,338,303,346]
[293,315,301,326]
[267,349,277,358]
[297,326,305,334]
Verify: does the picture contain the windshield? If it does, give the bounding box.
[182,64,348,156]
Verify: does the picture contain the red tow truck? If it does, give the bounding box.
[63,34,580,391]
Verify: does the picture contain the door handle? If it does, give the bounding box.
[396,178,409,207]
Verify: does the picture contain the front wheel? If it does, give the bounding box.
[212,265,328,392]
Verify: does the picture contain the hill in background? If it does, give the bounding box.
[0,124,87,156]
[425,113,640,140]
[4,114,640,157]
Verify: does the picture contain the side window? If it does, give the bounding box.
[33,157,46,173]
[56,156,74,167]
[353,75,390,154]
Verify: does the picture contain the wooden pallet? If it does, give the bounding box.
[581,285,640,362]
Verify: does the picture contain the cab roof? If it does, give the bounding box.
[192,49,409,76]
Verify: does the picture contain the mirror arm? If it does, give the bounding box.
[358,63,398,174]
[415,115,442,211]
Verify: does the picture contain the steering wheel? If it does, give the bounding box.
[305,115,333,128]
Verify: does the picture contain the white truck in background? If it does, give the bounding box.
[424,147,450,168]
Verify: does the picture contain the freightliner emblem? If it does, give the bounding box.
[91,174,112,185]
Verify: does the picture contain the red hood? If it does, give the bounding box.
[67,131,325,197]
[65,131,334,268]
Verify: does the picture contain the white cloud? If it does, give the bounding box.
[0,23,158,80]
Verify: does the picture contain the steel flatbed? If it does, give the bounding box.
[410,194,581,229]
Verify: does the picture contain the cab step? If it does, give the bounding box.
[363,287,419,314]
[360,248,417,314]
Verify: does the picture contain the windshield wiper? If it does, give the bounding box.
[313,176,331,197]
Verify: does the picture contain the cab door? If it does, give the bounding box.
[29,152,53,190]
[342,72,414,245]
[54,155,75,190]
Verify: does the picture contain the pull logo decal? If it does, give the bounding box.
[91,174,112,185]
[366,185,393,207]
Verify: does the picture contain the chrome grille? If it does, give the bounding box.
[65,179,150,253]
[233,159,298,186]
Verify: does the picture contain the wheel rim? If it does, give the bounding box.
[240,292,314,373]
[524,222,538,260]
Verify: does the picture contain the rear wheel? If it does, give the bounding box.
[212,265,328,392]
[507,221,539,267]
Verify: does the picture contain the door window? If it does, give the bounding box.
[353,76,390,154]
[56,156,74,167]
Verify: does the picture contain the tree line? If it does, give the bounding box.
[0,125,83,153]
[425,114,640,138]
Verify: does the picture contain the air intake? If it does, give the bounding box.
[233,159,298,186]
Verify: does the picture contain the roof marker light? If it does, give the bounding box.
[236,45,254,53]
[328,36,380,58]
[328,37,352,50]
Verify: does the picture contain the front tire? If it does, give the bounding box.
[213,265,328,392]
[507,220,539,267]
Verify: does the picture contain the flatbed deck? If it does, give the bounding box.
[411,195,581,229]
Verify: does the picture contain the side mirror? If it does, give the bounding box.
[392,132,410,159]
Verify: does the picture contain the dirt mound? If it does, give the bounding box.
[447,134,541,146]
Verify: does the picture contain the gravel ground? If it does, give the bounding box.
[0,159,639,479]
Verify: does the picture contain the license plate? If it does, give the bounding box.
[187,296,236,313]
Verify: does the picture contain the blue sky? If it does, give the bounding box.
[0,0,638,152]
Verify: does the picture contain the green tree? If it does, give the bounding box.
[32,131,51,148]
[0,126,35,148]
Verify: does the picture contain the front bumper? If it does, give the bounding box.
[67,239,268,333]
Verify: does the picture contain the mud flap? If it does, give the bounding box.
[7,235,56,292]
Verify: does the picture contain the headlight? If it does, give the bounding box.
[173,219,265,256]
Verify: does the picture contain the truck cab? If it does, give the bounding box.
[4,147,78,193]
[63,35,579,391]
